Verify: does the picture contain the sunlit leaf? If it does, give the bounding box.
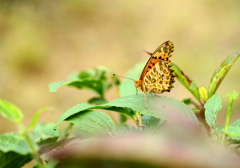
[208,52,240,97]
[172,64,200,102]
[0,99,23,123]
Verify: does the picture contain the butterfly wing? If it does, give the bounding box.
[143,61,175,93]
[139,41,174,80]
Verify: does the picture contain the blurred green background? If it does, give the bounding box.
[1,0,240,133]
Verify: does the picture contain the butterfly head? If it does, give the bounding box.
[134,80,143,92]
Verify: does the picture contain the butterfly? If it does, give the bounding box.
[134,41,175,103]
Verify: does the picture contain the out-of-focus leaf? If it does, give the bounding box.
[172,64,200,102]
[46,133,240,168]
[226,120,240,140]
[224,126,240,137]
[208,52,240,97]
[48,81,68,92]
[0,99,23,123]
[0,151,32,168]
[231,120,240,127]
[27,107,49,131]
[142,115,162,133]
[227,91,239,100]
[0,133,30,154]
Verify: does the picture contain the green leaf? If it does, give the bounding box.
[0,133,30,154]
[182,98,191,105]
[67,110,116,136]
[204,93,222,128]
[48,81,68,92]
[27,107,49,131]
[208,52,240,97]
[54,103,135,128]
[0,151,32,168]
[116,124,136,133]
[226,120,240,140]
[214,125,224,134]
[55,94,199,128]
[31,123,59,146]
[68,80,104,96]
[142,115,160,127]
[0,99,23,123]
[88,97,107,105]
[224,126,240,137]
[231,120,240,127]
[172,64,200,102]
[49,66,116,97]
[0,133,32,167]
[119,108,135,123]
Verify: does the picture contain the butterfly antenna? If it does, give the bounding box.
[113,74,135,81]
[143,49,153,56]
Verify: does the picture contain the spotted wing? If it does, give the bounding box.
[139,41,174,80]
[142,61,175,93]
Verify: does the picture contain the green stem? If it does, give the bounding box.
[135,111,141,127]
[19,124,45,168]
[222,91,238,145]
[224,97,233,130]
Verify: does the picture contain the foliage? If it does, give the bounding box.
[0,51,240,167]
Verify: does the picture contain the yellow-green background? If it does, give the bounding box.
[1,0,240,133]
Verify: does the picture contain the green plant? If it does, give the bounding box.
[0,101,59,168]
[0,51,240,167]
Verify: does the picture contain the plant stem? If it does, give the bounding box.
[19,124,45,168]
[135,111,141,127]
[224,98,233,130]
[222,92,238,145]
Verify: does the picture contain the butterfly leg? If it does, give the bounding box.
[135,87,138,95]
[144,93,148,109]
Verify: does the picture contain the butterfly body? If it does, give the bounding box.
[134,41,175,94]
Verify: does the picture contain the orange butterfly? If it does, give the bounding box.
[114,41,175,107]
[134,41,175,104]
